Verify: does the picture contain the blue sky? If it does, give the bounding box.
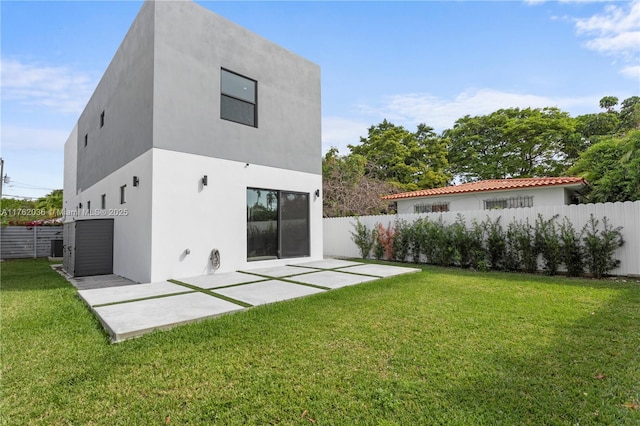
[1,0,638,200]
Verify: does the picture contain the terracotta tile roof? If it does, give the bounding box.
[382,177,587,200]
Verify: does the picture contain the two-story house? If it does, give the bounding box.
[63,0,322,283]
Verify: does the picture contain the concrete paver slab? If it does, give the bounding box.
[294,259,363,269]
[79,281,188,306]
[213,280,325,306]
[93,292,243,342]
[340,264,421,277]
[290,270,379,289]
[70,259,423,343]
[178,271,264,289]
[242,265,318,278]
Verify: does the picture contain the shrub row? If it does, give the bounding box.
[350,214,624,278]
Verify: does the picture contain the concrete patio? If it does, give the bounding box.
[72,259,420,342]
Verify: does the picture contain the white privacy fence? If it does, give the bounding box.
[323,201,640,277]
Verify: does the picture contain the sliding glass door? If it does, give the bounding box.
[279,192,309,257]
[247,188,309,261]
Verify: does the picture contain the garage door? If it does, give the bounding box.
[74,219,114,277]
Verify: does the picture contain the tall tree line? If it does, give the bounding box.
[323,96,640,217]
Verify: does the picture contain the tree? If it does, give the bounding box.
[445,107,578,182]
[35,189,63,215]
[348,120,450,191]
[0,191,61,225]
[322,148,397,217]
[599,96,618,113]
[569,130,640,202]
[575,112,619,140]
[413,123,451,189]
[619,96,640,131]
[572,96,639,153]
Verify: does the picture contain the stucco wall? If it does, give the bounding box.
[396,186,569,214]
[68,150,154,283]
[76,0,155,192]
[65,0,322,282]
[62,123,78,221]
[149,149,323,282]
[152,0,321,175]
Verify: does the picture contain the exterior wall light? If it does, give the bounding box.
[133,176,139,187]
[202,175,208,186]
[315,189,320,198]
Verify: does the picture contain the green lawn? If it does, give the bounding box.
[2,259,639,425]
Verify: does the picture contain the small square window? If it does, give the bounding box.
[414,202,449,213]
[221,69,257,127]
[100,111,105,128]
[101,194,106,209]
[483,196,533,210]
[84,133,88,147]
[120,185,126,204]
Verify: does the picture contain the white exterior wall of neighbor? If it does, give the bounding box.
[396,186,571,214]
[149,149,323,282]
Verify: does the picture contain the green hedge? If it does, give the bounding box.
[352,214,624,278]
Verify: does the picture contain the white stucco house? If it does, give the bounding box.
[383,177,588,214]
[63,0,322,282]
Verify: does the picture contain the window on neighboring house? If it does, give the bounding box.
[100,111,105,128]
[101,194,106,209]
[414,202,449,213]
[247,188,309,261]
[484,195,533,210]
[84,133,88,147]
[120,185,126,204]
[221,69,257,127]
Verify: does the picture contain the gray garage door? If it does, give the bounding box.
[74,219,114,277]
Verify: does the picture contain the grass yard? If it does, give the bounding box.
[1,259,639,425]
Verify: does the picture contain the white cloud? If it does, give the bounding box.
[355,89,600,133]
[575,1,640,35]
[1,58,95,114]
[574,0,640,73]
[1,125,70,151]
[620,64,640,79]
[584,31,640,54]
[322,116,371,155]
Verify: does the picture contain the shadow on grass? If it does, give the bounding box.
[1,258,71,291]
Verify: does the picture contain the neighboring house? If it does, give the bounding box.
[63,0,322,282]
[383,177,588,214]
